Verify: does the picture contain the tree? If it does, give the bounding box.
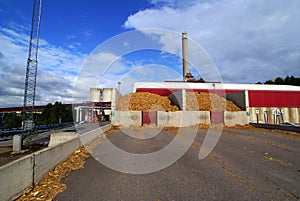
[261,75,300,86]
[274,77,284,85]
[284,76,291,84]
[264,80,274,84]
[37,102,73,125]
[3,113,22,129]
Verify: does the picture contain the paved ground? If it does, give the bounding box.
[57,127,300,201]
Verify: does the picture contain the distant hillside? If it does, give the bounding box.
[256,75,300,86]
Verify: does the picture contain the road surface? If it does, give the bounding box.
[57,127,300,201]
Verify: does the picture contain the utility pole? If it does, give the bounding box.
[22,0,42,135]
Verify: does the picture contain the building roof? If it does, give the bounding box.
[134,82,300,92]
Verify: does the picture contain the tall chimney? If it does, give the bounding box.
[182,32,188,81]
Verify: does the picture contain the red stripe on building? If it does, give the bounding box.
[136,88,241,96]
[248,91,300,107]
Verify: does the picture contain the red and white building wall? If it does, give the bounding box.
[134,82,300,124]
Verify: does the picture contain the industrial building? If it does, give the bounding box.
[133,82,300,125]
[75,88,121,123]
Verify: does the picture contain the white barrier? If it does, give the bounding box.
[224,111,249,126]
[80,124,112,146]
[113,111,249,127]
[157,111,210,127]
[48,133,78,147]
[0,155,34,201]
[224,111,248,126]
[34,137,80,184]
[111,111,142,126]
[0,124,111,201]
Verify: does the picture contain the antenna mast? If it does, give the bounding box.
[23,0,42,132]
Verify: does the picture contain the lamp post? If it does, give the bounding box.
[117,81,121,92]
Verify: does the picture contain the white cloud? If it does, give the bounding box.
[82,30,93,38]
[0,24,86,107]
[149,0,200,8]
[125,0,300,83]
[72,52,125,102]
[105,64,182,95]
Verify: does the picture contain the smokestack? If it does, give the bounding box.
[182,32,188,81]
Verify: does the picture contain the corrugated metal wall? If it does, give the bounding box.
[136,88,300,108]
[248,91,300,107]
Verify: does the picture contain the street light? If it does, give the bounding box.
[117,81,121,92]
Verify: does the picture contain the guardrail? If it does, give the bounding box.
[0,124,111,201]
[250,123,300,133]
[0,122,74,141]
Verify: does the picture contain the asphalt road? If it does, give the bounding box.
[57,127,300,201]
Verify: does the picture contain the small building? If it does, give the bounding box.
[74,88,121,123]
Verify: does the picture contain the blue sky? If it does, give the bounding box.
[0,0,300,107]
[0,0,149,53]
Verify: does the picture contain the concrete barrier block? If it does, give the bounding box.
[48,133,78,147]
[189,111,199,125]
[181,111,191,127]
[129,111,142,126]
[182,111,204,127]
[192,111,210,126]
[224,111,248,126]
[112,111,141,126]
[12,135,22,152]
[157,111,168,127]
[111,111,120,126]
[158,111,210,127]
[167,111,182,127]
[34,137,80,184]
[198,111,210,124]
[0,155,34,201]
[80,124,112,146]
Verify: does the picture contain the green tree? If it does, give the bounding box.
[37,102,73,125]
[3,113,22,129]
[284,76,291,84]
[264,80,274,84]
[274,77,284,85]
[262,75,300,86]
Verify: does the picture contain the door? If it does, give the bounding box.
[142,111,157,126]
[210,111,224,124]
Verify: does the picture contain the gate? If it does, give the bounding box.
[142,111,157,126]
[210,111,224,124]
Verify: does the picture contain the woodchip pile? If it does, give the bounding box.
[117,92,179,112]
[186,92,242,111]
[117,91,242,112]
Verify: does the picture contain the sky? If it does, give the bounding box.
[0,0,299,107]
